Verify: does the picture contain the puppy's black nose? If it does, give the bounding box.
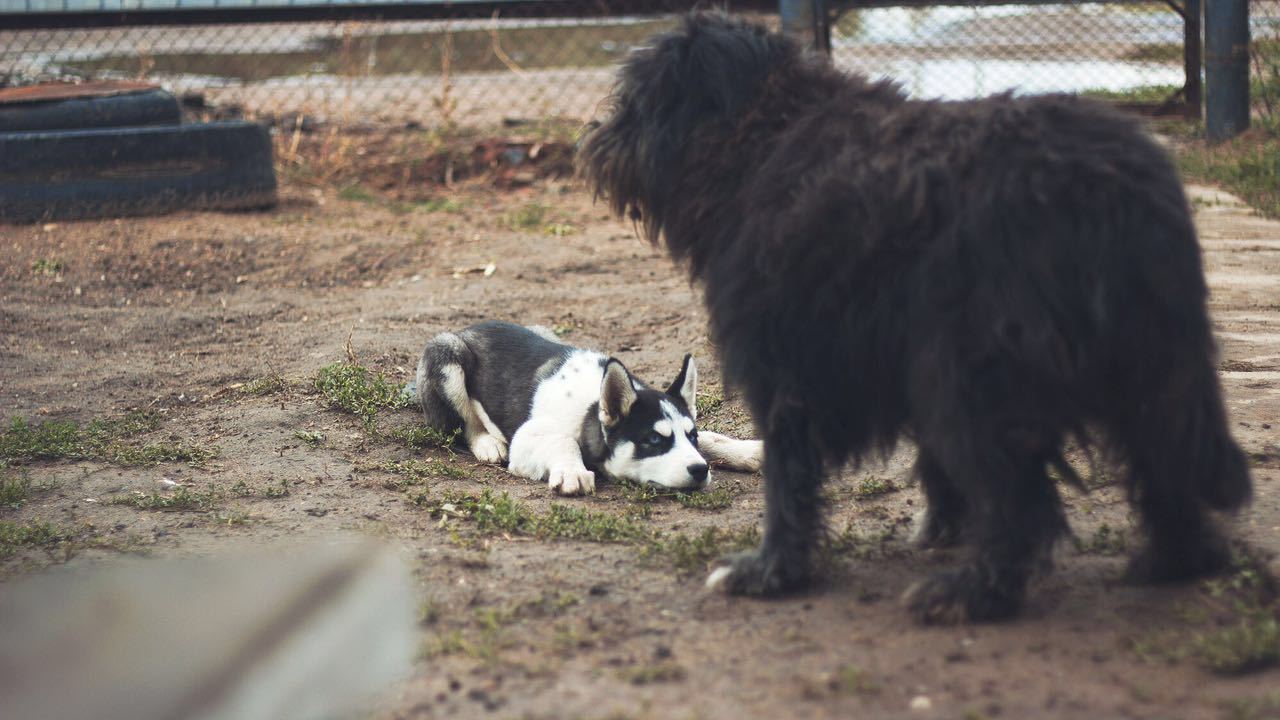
[688,463,709,483]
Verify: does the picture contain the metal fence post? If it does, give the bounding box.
[1184,0,1201,120]
[780,0,830,53]
[1205,0,1250,140]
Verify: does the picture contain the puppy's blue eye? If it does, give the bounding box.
[645,432,663,445]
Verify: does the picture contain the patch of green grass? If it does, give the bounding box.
[830,663,880,696]
[619,479,735,511]
[31,258,64,276]
[390,425,460,450]
[1194,616,1280,676]
[294,430,325,446]
[1074,523,1128,556]
[620,661,687,685]
[428,489,653,544]
[0,474,32,509]
[1222,690,1280,720]
[380,458,467,490]
[214,509,251,526]
[854,476,895,499]
[1177,133,1280,219]
[314,362,410,431]
[0,414,216,467]
[505,203,547,231]
[695,390,724,419]
[337,183,379,203]
[242,373,289,396]
[0,520,66,557]
[417,197,463,214]
[109,485,222,512]
[640,525,760,575]
[544,222,578,237]
[263,479,290,498]
[674,484,735,510]
[1080,83,1181,104]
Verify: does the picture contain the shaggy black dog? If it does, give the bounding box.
[578,13,1252,623]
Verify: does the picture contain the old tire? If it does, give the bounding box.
[0,120,277,223]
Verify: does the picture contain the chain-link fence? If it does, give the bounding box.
[2,1,1277,131]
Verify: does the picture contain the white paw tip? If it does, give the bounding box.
[706,565,733,590]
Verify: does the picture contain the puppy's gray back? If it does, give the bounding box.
[457,321,574,438]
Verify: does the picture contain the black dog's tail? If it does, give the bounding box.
[1183,363,1253,511]
[1120,356,1252,513]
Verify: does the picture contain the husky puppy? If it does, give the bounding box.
[415,321,762,494]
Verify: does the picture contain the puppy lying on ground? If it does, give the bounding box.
[415,321,762,494]
[579,13,1251,622]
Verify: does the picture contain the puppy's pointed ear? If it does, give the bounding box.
[666,354,697,419]
[599,359,637,428]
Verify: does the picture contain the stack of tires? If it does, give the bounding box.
[0,81,276,223]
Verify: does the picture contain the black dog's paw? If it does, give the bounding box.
[902,569,1022,625]
[1124,539,1232,585]
[914,508,966,549]
[706,550,807,597]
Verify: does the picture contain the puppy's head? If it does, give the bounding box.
[577,12,797,243]
[597,354,709,490]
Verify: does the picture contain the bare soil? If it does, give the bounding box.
[2,159,1280,719]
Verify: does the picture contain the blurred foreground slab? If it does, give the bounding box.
[0,539,415,720]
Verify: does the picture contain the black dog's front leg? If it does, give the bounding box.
[708,412,822,596]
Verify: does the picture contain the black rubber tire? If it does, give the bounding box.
[0,121,277,223]
[0,89,182,132]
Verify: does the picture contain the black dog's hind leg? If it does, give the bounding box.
[905,416,1068,623]
[914,450,969,548]
[709,409,822,595]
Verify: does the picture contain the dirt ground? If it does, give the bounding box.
[3,159,1280,719]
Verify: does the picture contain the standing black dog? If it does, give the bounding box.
[578,12,1252,623]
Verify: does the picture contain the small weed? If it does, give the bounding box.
[620,661,687,685]
[0,474,32,509]
[824,520,899,563]
[695,390,724,419]
[1222,690,1280,720]
[417,196,463,214]
[109,485,221,512]
[1177,133,1280,220]
[230,480,254,497]
[674,484,735,510]
[214,509,251,526]
[422,630,466,659]
[1074,523,1128,556]
[242,373,289,396]
[505,202,547,230]
[263,478,291,498]
[337,183,379,203]
[545,222,578,237]
[0,520,65,557]
[641,526,760,575]
[419,598,442,625]
[295,430,325,446]
[314,362,410,431]
[0,414,215,467]
[428,489,654,544]
[1194,616,1280,676]
[390,425,460,450]
[380,458,467,489]
[854,476,895,499]
[831,663,880,696]
[31,258,64,276]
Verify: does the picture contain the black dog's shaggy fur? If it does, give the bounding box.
[578,13,1252,623]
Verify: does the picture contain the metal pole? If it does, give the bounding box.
[1205,0,1249,140]
[780,0,829,52]
[780,0,816,44]
[1184,0,1201,120]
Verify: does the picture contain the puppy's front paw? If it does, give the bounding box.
[902,569,1021,625]
[548,466,595,495]
[705,549,806,597]
[469,434,508,464]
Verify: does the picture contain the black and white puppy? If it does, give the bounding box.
[415,321,762,494]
